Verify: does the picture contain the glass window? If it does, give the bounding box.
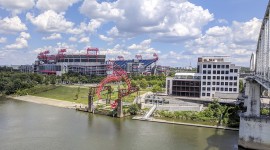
[203,65,207,68]
[221,76,224,80]
[229,88,232,91]
[225,76,228,80]
[213,76,216,79]
[203,82,206,85]
[217,65,220,68]
[233,88,237,92]
[234,82,237,86]
[234,76,237,80]
[230,76,233,80]
[221,71,224,74]
[208,70,211,74]
[226,65,229,68]
[217,82,220,85]
[230,69,233,73]
[213,70,216,74]
[217,76,220,80]
[207,87,210,91]
[207,93,210,96]
[203,70,206,74]
[226,71,229,74]
[207,82,211,85]
[221,65,225,68]
[217,71,220,74]
[234,69,238,73]
[202,87,206,91]
[229,82,233,86]
[216,87,219,91]
[207,76,211,80]
[212,87,215,91]
[202,93,205,96]
[212,82,215,85]
[225,82,228,85]
[221,82,224,85]
[221,88,224,91]
[213,65,216,68]
[208,65,211,68]
[203,76,206,79]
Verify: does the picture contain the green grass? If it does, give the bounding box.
[32,85,150,104]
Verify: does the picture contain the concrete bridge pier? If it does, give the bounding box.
[117,99,124,118]
[239,78,270,149]
[88,95,94,113]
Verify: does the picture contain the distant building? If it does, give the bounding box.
[166,56,241,99]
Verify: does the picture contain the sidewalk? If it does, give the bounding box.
[9,95,87,109]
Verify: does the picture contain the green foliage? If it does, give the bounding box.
[239,79,244,93]
[152,84,162,93]
[261,108,270,115]
[156,100,241,127]
[128,104,139,115]
[139,79,148,89]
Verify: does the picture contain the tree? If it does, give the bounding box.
[152,84,162,93]
[128,104,139,115]
[239,79,244,93]
[139,79,148,89]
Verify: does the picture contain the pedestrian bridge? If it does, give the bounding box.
[239,1,270,149]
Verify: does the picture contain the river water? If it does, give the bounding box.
[0,98,239,150]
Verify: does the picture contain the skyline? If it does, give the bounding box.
[0,0,268,67]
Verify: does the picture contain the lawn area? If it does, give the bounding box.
[33,85,151,104]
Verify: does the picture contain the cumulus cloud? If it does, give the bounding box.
[80,0,213,41]
[99,34,113,42]
[100,44,132,59]
[0,0,35,14]
[128,39,152,50]
[26,10,74,33]
[0,37,7,43]
[68,19,102,34]
[42,33,62,40]
[78,37,90,43]
[185,18,262,66]
[69,37,77,42]
[0,16,27,34]
[36,0,80,12]
[5,32,31,49]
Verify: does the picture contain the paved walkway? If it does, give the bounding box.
[9,95,87,109]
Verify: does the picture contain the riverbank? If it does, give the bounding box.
[9,95,87,109]
[132,116,239,131]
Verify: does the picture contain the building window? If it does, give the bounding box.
[230,69,233,73]
[234,82,237,86]
[225,82,228,86]
[207,70,211,74]
[203,76,206,79]
[221,82,224,85]
[213,76,216,79]
[226,65,229,68]
[225,88,228,91]
[234,76,237,80]
[216,87,220,91]
[202,87,206,91]
[212,82,216,85]
[229,88,232,92]
[234,69,238,73]
[207,82,211,85]
[202,93,206,96]
[207,93,210,96]
[208,64,211,68]
[213,70,216,74]
[203,70,206,74]
[229,82,233,86]
[230,76,233,80]
[226,71,229,74]
[233,88,237,92]
[217,71,220,74]
[212,87,215,91]
[221,76,224,80]
[221,88,224,91]
[221,65,225,68]
[217,65,220,68]
[203,65,207,68]
[221,71,224,74]
[225,76,228,80]
[217,82,220,85]
[213,65,216,68]
[217,76,220,80]
[207,76,211,80]
[203,82,206,85]
[207,87,210,91]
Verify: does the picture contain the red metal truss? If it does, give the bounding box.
[96,61,131,100]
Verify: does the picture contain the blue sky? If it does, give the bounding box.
[0,0,268,67]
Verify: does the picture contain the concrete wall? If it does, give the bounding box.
[239,116,270,150]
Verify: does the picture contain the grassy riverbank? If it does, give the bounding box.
[31,85,149,104]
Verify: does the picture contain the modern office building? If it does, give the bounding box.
[166,56,241,99]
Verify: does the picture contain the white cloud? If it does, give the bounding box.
[36,0,80,12]
[185,18,262,66]
[68,19,102,34]
[5,32,31,49]
[78,37,90,43]
[100,44,131,59]
[69,37,77,42]
[42,33,62,40]
[80,0,213,41]
[0,0,35,14]
[99,34,113,42]
[0,16,27,34]
[128,39,151,50]
[26,10,74,33]
[0,37,7,43]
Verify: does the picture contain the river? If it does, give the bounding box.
[0,98,239,150]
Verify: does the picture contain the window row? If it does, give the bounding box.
[203,64,229,69]
[202,81,237,86]
[202,69,238,74]
[202,87,237,92]
[202,76,238,80]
